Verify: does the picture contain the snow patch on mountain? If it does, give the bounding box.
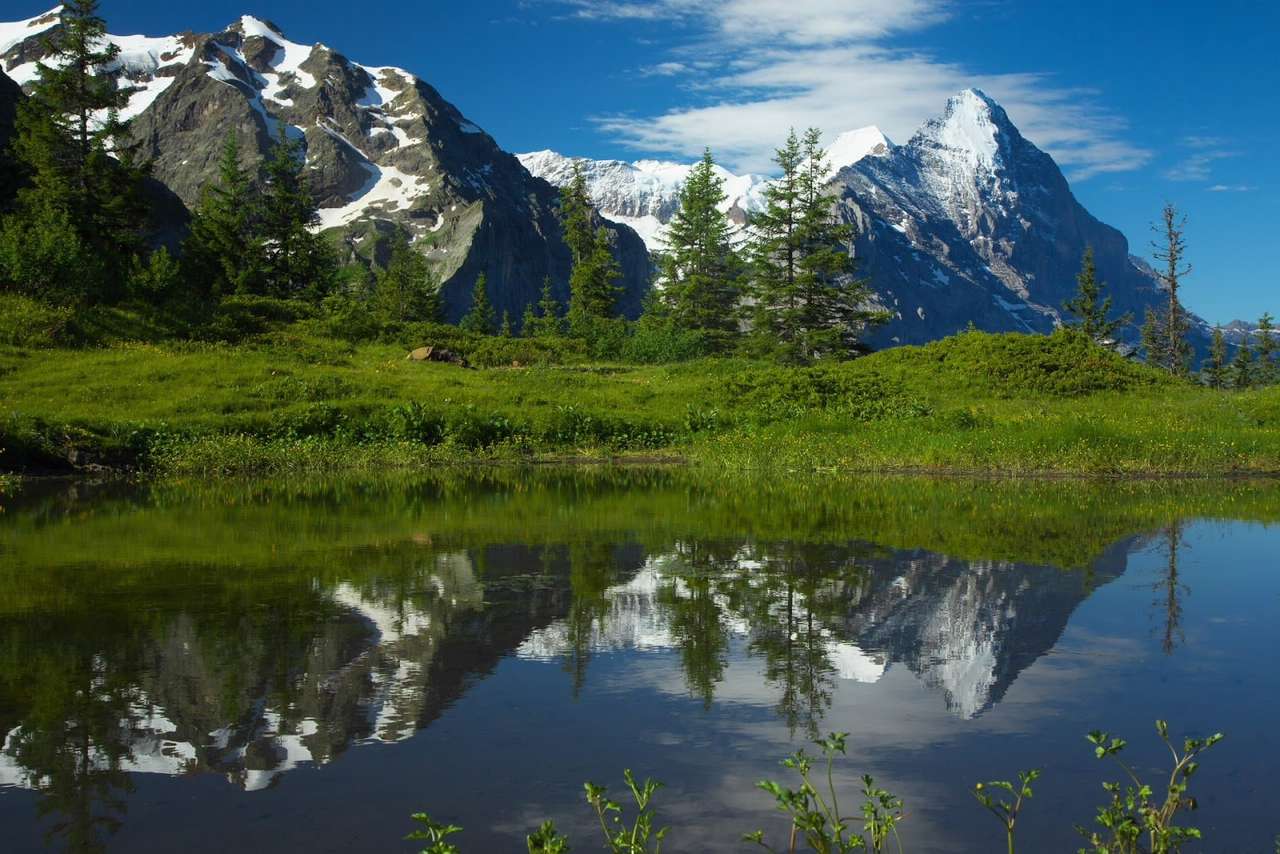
[825,126,893,178]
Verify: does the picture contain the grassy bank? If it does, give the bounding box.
[3,328,1279,476]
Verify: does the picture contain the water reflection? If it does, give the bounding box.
[0,472,1275,852]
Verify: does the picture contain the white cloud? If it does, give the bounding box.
[557,0,1149,179]
[1165,136,1238,182]
[1206,184,1254,193]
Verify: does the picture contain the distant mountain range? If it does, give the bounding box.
[1,7,1220,347]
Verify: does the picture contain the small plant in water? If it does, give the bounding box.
[746,732,904,853]
[1077,719,1223,853]
[406,812,463,854]
[972,768,1040,854]
[585,769,669,853]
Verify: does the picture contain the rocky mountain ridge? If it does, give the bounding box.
[0,7,651,320]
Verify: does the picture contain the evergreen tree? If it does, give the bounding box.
[1063,246,1129,344]
[0,0,149,302]
[459,272,496,334]
[1231,337,1253,390]
[1204,327,1228,389]
[373,232,440,322]
[1140,307,1163,365]
[1255,312,1276,385]
[749,128,883,361]
[556,162,623,333]
[658,148,742,350]
[748,129,804,354]
[182,133,260,300]
[258,126,335,300]
[499,310,513,338]
[1150,203,1193,374]
[523,276,564,338]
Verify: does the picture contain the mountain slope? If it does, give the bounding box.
[0,8,651,321]
[836,89,1189,347]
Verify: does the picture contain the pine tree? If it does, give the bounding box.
[748,129,804,355]
[1231,337,1253,390]
[1150,203,1192,374]
[1140,307,1163,365]
[558,162,595,264]
[1204,327,1228,389]
[0,0,149,302]
[374,231,440,322]
[182,133,261,301]
[1255,312,1276,385]
[749,128,883,361]
[658,148,742,350]
[1063,246,1129,344]
[499,311,513,338]
[258,125,335,300]
[567,227,623,334]
[523,276,564,338]
[460,272,496,334]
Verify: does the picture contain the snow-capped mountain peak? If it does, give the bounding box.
[912,87,1012,169]
[825,125,893,177]
[0,6,58,56]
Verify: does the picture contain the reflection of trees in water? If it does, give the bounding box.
[1153,522,1189,656]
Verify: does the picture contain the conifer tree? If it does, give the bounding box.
[1231,337,1253,390]
[258,126,335,300]
[567,227,622,334]
[374,231,440,322]
[0,0,149,302]
[1150,203,1192,374]
[748,129,804,354]
[523,276,564,338]
[1140,307,1163,365]
[1204,327,1228,389]
[558,162,595,264]
[749,128,883,361]
[499,311,513,338]
[1063,246,1129,344]
[182,133,260,300]
[460,272,496,334]
[1255,312,1276,385]
[658,148,742,350]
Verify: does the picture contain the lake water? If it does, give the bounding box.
[0,471,1277,852]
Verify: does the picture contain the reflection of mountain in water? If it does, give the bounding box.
[517,541,1129,720]
[0,537,1129,817]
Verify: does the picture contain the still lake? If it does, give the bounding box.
[0,470,1277,852]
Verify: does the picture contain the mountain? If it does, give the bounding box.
[0,8,651,321]
[519,126,891,252]
[834,89,1191,347]
[524,94,1201,350]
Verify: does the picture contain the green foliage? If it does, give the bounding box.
[1063,246,1129,345]
[524,277,565,338]
[200,294,318,342]
[748,129,884,363]
[586,770,669,854]
[623,308,709,364]
[406,812,463,854]
[459,273,496,335]
[1078,720,1223,853]
[973,769,1040,854]
[1204,328,1228,389]
[657,148,743,350]
[1232,337,1252,390]
[257,126,337,300]
[127,247,183,303]
[182,132,261,301]
[567,227,624,330]
[1256,313,1277,385]
[723,365,929,422]
[0,0,149,304]
[0,292,73,347]
[748,732,905,853]
[527,821,571,853]
[373,231,441,323]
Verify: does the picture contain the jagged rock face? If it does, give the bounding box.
[0,10,650,321]
[837,89,1186,348]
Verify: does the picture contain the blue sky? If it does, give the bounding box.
[14,1,1279,323]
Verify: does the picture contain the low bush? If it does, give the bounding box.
[0,293,73,348]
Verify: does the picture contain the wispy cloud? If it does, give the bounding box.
[554,0,1148,178]
[1165,136,1238,182]
[1207,184,1254,193]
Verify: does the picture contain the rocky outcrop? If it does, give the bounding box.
[0,10,651,321]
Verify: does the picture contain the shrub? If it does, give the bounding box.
[0,293,73,348]
[200,295,318,342]
[623,315,709,364]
